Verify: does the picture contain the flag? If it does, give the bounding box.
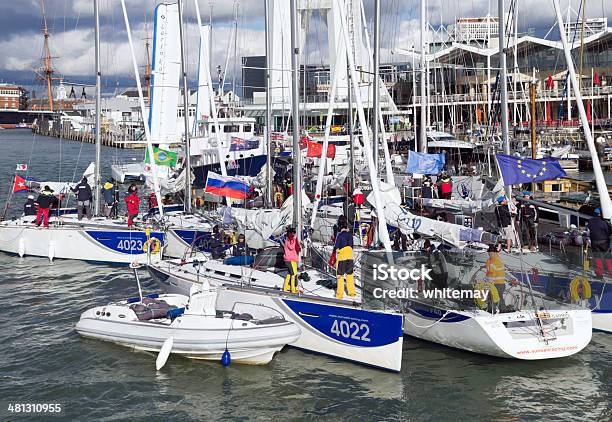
[229,136,260,151]
[406,151,445,174]
[496,154,566,186]
[594,72,601,86]
[15,164,27,171]
[205,171,249,199]
[144,146,178,167]
[306,141,336,159]
[12,174,28,193]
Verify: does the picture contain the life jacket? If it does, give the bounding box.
[440,180,452,194]
[125,192,140,214]
[485,253,505,285]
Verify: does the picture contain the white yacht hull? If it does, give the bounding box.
[0,222,164,264]
[404,301,592,359]
[147,259,404,371]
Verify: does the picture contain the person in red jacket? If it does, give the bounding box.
[125,184,140,228]
[437,172,453,200]
[148,192,158,210]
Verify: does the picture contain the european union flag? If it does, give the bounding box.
[406,151,445,175]
[496,154,566,186]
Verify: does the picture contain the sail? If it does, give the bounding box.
[380,202,498,248]
[145,168,190,195]
[194,24,211,134]
[148,3,181,147]
[223,191,311,247]
[26,163,95,195]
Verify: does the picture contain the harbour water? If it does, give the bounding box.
[0,130,610,420]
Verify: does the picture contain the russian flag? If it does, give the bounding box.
[205,171,249,199]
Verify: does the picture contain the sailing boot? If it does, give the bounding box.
[283,274,292,292]
[291,275,298,294]
[336,275,345,299]
[346,273,356,297]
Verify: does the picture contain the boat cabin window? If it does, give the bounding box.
[224,125,240,133]
[243,124,252,133]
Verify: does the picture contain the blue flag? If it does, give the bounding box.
[496,154,566,186]
[406,151,445,174]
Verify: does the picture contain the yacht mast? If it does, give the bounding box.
[290,0,302,237]
[120,0,164,217]
[419,0,427,152]
[372,0,380,163]
[264,0,273,207]
[498,0,511,196]
[177,0,192,213]
[93,0,101,216]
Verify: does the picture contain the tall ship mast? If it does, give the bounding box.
[34,0,62,111]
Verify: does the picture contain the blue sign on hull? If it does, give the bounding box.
[86,231,164,255]
[282,299,403,347]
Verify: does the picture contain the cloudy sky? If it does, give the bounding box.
[0,0,609,95]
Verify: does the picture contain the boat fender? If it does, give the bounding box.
[18,238,25,257]
[221,349,231,366]
[143,238,162,255]
[569,276,591,302]
[166,307,185,320]
[48,240,55,262]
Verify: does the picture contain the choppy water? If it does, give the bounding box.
[0,130,610,421]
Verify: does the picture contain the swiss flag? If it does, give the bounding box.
[12,174,28,193]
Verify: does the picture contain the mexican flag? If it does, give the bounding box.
[144,146,178,167]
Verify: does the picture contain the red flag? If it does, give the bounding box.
[12,174,28,193]
[586,101,592,122]
[306,141,336,159]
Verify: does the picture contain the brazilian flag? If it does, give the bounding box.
[144,146,178,167]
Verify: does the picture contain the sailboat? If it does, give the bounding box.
[147,0,405,372]
[492,1,612,334]
[0,1,164,265]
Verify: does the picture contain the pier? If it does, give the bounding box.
[32,116,145,149]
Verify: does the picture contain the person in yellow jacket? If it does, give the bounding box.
[330,221,356,299]
[485,243,506,311]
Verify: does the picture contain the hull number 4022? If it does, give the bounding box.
[330,319,371,342]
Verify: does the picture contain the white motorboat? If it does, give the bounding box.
[76,282,301,366]
[147,249,405,372]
